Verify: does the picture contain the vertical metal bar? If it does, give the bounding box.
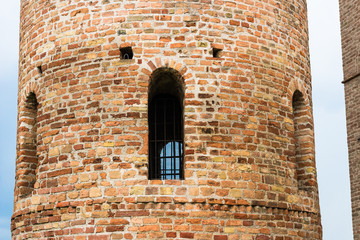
[154,98,157,179]
[163,98,166,179]
[180,100,183,179]
[171,142,174,179]
[172,99,176,179]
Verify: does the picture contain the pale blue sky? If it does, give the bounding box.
[308,1,352,238]
[0,0,352,239]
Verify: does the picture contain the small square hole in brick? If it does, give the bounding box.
[212,48,222,58]
[37,66,43,75]
[120,47,133,60]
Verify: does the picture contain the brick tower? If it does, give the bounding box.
[12,0,322,239]
[339,0,360,238]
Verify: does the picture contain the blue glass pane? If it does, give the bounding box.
[160,141,183,179]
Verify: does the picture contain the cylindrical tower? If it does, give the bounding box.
[12,0,322,239]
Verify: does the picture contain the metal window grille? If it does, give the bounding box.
[149,95,184,180]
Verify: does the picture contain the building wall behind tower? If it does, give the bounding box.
[340,0,360,238]
[344,78,360,238]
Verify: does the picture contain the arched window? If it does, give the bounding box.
[148,68,184,180]
[16,92,39,198]
[292,90,315,191]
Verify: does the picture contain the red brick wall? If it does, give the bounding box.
[12,0,322,239]
[343,78,360,239]
[339,0,360,81]
[340,0,360,238]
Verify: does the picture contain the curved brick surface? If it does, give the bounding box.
[13,0,322,239]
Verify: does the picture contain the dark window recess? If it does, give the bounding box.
[149,95,184,180]
[17,92,39,198]
[120,47,133,59]
[212,48,222,58]
[292,90,314,191]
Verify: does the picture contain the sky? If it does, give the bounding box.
[0,0,352,239]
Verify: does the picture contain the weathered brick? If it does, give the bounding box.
[13,0,321,239]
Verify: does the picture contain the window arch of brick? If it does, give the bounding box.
[148,68,185,180]
[292,90,316,191]
[15,92,39,198]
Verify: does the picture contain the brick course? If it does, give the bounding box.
[12,0,322,239]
